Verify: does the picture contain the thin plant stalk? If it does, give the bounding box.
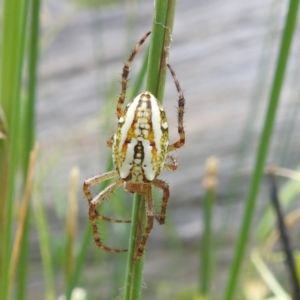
[268,173,300,299]
[223,0,300,299]
[22,0,40,170]
[258,165,300,239]
[65,224,92,300]
[199,157,218,297]
[8,143,39,297]
[123,198,146,300]
[65,167,80,284]
[251,250,290,299]
[124,1,177,299]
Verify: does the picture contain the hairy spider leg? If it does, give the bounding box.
[83,171,118,202]
[84,171,130,252]
[107,135,114,148]
[88,178,128,253]
[134,184,155,263]
[164,155,178,171]
[117,31,151,119]
[84,171,129,222]
[167,64,186,152]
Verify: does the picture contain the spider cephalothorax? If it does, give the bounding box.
[83,31,185,262]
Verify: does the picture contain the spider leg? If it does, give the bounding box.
[167,64,186,152]
[95,211,131,223]
[83,171,130,223]
[152,179,170,225]
[83,170,119,203]
[83,172,129,252]
[89,178,127,253]
[117,31,151,119]
[134,185,155,263]
[164,155,178,171]
[107,135,114,148]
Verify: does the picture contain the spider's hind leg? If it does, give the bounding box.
[134,185,155,263]
[152,179,170,225]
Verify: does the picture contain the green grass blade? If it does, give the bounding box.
[0,0,29,298]
[223,1,300,299]
[124,1,177,299]
[16,1,40,298]
[22,0,40,169]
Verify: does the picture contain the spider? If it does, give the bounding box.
[83,31,185,263]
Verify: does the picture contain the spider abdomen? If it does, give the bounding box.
[112,91,169,183]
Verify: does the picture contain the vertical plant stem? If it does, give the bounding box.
[22,0,40,168]
[124,1,177,299]
[65,225,92,300]
[0,0,29,298]
[8,143,39,298]
[16,1,40,298]
[199,157,218,297]
[124,197,146,300]
[65,167,80,284]
[223,1,300,299]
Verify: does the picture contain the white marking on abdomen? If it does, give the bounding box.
[150,96,162,156]
[142,139,155,181]
[118,95,141,152]
[120,138,137,179]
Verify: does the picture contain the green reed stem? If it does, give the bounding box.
[0,0,29,298]
[124,1,177,299]
[16,1,40,298]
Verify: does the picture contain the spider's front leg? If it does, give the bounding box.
[117,31,151,118]
[83,171,118,203]
[167,64,186,152]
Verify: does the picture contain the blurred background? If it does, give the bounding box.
[1,0,300,299]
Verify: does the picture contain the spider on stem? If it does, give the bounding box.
[83,31,185,262]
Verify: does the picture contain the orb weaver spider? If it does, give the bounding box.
[83,31,185,263]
